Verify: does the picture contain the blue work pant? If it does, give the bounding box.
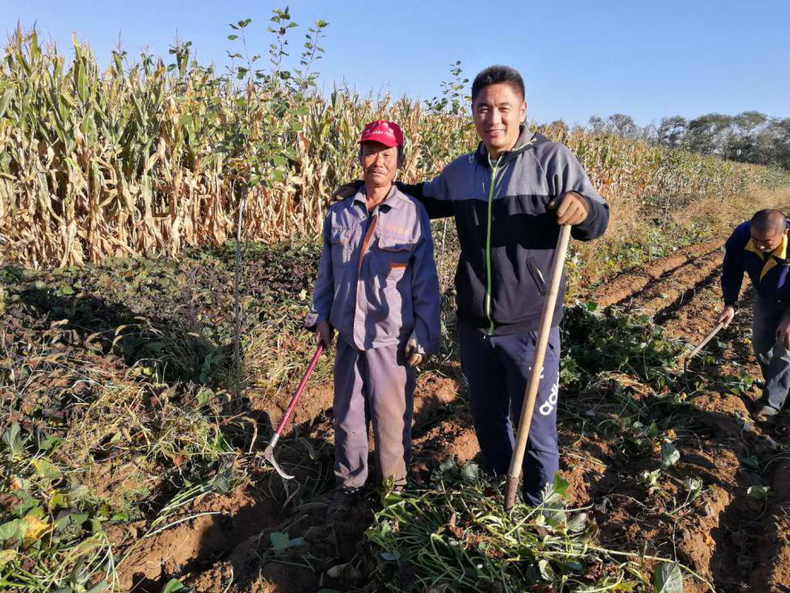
[753,295,790,412]
[458,320,560,506]
[332,337,415,491]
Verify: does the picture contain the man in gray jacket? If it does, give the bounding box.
[307,120,441,515]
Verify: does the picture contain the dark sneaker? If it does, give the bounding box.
[327,487,361,518]
[753,405,779,423]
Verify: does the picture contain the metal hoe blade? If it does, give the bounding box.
[263,436,294,480]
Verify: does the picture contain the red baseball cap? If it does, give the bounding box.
[358,120,404,148]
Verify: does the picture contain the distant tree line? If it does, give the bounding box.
[563,112,790,171]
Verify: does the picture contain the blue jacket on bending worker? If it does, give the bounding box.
[718,209,790,424]
[721,219,790,307]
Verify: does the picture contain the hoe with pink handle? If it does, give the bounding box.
[263,344,324,480]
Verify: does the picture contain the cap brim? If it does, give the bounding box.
[358,138,400,147]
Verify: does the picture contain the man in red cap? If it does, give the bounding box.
[306,120,441,515]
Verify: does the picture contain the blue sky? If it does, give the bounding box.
[3,1,789,127]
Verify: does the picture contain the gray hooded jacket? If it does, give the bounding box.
[400,127,609,334]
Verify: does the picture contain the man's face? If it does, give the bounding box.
[751,227,787,253]
[360,142,399,188]
[472,83,527,158]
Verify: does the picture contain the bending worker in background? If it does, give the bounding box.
[337,65,609,505]
[306,120,441,516]
[719,208,790,423]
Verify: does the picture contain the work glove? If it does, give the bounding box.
[547,192,589,225]
[404,330,425,367]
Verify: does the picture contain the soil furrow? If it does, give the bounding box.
[642,268,790,592]
[122,236,790,592]
[617,251,723,317]
[749,459,790,590]
[570,239,790,592]
[593,240,723,307]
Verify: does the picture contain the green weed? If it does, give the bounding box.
[561,303,684,387]
[363,460,649,592]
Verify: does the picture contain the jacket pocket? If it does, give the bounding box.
[330,227,352,267]
[526,256,546,297]
[377,234,415,279]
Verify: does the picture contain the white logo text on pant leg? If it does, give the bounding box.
[539,380,559,416]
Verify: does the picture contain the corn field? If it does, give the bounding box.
[0,28,785,268]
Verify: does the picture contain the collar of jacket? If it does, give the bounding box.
[474,126,540,168]
[745,233,789,261]
[746,233,789,281]
[352,183,405,211]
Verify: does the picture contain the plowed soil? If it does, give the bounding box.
[106,237,790,593]
[6,234,790,593]
[586,242,790,593]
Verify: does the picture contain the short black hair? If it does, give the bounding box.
[751,209,787,234]
[471,65,525,102]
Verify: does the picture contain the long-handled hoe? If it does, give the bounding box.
[681,319,726,390]
[685,320,726,362]
[504,225,572,511]
[263,344,324,480]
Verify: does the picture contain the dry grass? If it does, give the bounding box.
[681,185,790,230]
[569,184,790,288]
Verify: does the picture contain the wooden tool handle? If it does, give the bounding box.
[504,225,572,511]
[687,321,726,361]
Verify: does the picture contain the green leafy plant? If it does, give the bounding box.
[363,461,647,592]
[561,304,684,386]
[653,562,683,593]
